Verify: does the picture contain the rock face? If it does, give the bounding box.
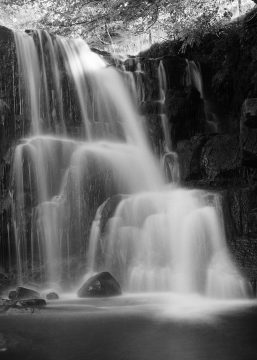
[124,55,205,155]
[77,272,122,297]
[177,134,241,184]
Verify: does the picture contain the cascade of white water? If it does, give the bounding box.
[12,29,249,298]
[37,31,66,133]
[12,30,162,285]
[88,190,249,298]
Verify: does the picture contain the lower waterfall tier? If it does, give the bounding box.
[87,190,250,298]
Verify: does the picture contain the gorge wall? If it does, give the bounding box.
[1,8,257,291]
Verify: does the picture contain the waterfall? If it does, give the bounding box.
[12,30,249,298]
[12,30,162,285]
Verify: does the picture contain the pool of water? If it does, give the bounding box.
[0,293,257,360]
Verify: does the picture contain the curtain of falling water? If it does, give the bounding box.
[12,30,162,286]
[87,190,249,298]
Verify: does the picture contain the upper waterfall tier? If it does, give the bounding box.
[14,31,150,148]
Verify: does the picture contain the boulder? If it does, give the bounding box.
[77,272,122,298]
[16,286,40,300]
[46,292,59,300]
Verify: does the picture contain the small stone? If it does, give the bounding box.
[46,292,59,300]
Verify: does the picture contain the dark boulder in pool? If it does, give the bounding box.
[16,286,40,300]
[77,272,122,297]
[46,292,59,300]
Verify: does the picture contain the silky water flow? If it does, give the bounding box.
[12,30,249,299]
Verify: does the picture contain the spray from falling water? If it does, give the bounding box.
[11,30,249,298]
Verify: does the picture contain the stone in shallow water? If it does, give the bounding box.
[46,292,59,300]
[77,272,122,298]
[16,286,40,300]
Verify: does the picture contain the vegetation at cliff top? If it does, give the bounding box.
[0,0,256,53]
